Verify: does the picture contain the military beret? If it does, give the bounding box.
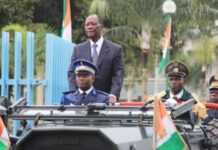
[73,59,97,75]
[165,60,189,78]
[209,75,218,90]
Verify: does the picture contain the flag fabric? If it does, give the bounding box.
[61,0,72,42]
[0,117,10,150]
[153,97,187,150]
[158,15,172,73]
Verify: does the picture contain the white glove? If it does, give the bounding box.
[165,98,177,108]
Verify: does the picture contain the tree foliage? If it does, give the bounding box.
[0,0,39,27]
[88,0,218,97]
[71,0,92,43]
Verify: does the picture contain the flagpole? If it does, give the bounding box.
[154,1,177,149]
[154,55,159,94]
[158,0,176,74]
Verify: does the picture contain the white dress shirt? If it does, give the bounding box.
[169,89,184,99]
[78,86,94,95]
[90,36,104,56]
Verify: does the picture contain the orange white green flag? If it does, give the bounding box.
[0,117,10,150]
[61,0,72,42]
[158,16,172,73]
[153,97,188,150]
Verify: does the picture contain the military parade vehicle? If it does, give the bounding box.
[0,97,217,150]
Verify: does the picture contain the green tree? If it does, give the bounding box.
[89,0,218,99]
[71,0,92,42]
[0,0,39,27]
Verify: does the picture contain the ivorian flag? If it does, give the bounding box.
[158,15,172,73]
[0,117,10,150]
[61,0,72,42]
[153,97,187,150]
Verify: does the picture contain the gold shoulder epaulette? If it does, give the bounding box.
[145,91,166,102]
[157,91,167,98]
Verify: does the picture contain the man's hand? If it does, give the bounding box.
[109,94,117,105]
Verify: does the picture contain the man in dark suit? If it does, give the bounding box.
[62,59,109,105]
[68,14,124,103]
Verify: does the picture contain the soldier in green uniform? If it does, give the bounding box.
[161,60,194,108]
[158,60,198,124]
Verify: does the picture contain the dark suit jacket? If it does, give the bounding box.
[68,39,124,98]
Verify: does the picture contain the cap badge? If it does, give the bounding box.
[173,68,179,73]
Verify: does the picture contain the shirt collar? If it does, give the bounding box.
[78,86,94,95]
[90,36,104,48]
[169,89,184,99]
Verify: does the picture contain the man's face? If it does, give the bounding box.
[209,89,218,103]
[84,15,102,41]
[168,76,185,94]
[75,71,95,91]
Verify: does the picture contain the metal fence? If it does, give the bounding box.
[0,31,75,105]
